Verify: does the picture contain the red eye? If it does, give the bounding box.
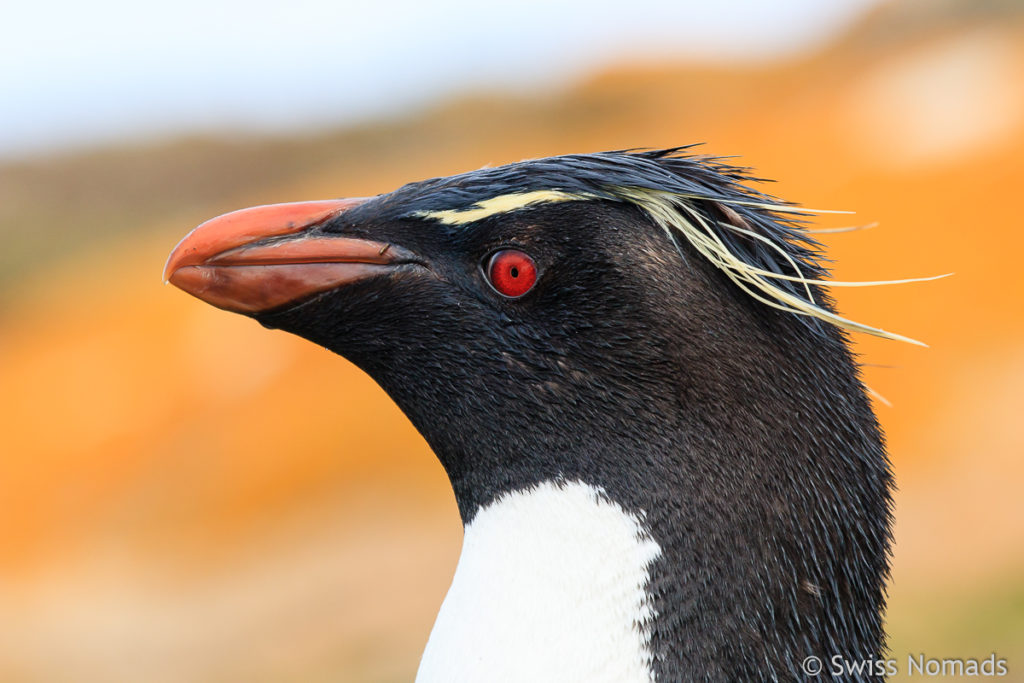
[486,249,537,298]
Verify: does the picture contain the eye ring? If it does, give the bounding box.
[485,249,538,298]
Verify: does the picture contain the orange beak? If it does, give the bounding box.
[164,199,410,314]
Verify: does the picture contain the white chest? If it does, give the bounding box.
[415,480,662,683]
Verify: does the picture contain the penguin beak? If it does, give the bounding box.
[164,199,414,314]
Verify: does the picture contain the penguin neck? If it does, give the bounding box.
[370,312,889,678]
[416,479,662,683]
[419,363,888,679]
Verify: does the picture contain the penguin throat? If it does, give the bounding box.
[415,480,662,683]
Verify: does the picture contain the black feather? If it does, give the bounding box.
[255,148,894,681]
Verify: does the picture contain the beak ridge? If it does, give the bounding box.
[163,199,368,281]
[164,198,409,314]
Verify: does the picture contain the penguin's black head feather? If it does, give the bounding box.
[172,148,894,680]
[253,149,846,508]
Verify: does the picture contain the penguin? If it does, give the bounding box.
[165,148,911,681]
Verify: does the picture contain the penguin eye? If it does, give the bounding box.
[485,249,537,298]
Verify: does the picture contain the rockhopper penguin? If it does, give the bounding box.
[165,149,922,681]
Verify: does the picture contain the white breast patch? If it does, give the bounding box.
[415,480,662,683]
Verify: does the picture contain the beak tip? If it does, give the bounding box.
[163,197,380,314]
[164,199,369,291]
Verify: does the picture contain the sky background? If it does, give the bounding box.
[2,0,879,160]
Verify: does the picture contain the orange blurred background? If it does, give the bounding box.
[2,1,1022,681]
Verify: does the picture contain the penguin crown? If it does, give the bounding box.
[404,147,942,345]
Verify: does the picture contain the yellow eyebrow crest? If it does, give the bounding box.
[417,190,591,225]
[415,178,941,346]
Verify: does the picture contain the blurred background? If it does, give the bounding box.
[1,0,1022,680]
